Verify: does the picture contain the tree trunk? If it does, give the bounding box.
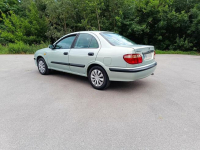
[64,16,67,34]
[96,8,100,31]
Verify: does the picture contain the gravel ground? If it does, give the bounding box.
[0,54,200,150]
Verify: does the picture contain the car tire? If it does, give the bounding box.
[37,58,50,75]
[88,66,110,90]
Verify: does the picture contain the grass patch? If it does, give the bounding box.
[0,42,49,54]
[156,50,200,55]
[0,43,199,55]
[0,44,9,54]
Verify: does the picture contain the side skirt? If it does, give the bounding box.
[51,61,85,68]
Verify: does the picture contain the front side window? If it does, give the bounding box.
[74,33,99,48]
[55,35,76,49]
[101,32,136,46]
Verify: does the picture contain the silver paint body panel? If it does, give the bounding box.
[34,31,157,81]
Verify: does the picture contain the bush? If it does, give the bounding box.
[0,41,49,54]
[8,41,30,54]
[28,42,48,54]
[0,44,8,54]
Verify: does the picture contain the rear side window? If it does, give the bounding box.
[74,33,99,48]
[101,32,136,46]
[90,37,99,48]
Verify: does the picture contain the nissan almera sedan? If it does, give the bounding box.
[34,31,157,90]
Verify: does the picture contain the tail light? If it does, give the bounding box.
[154,51,156,59]
[123,54,143,64]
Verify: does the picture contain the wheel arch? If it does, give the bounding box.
[86,62,108,77]
[36,55,44,62]
[36,55,48,66]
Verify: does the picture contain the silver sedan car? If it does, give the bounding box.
[34,31,157,90]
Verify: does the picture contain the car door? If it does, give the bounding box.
[47,34,77,71]
[69,33,100,75]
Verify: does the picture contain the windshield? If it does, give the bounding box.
[101,32,136,46]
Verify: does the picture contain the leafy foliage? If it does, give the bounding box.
[0,41,48,54]
[0,2,47,44]
[0,0,200,52]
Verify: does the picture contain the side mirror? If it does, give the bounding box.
[49,44,55,49]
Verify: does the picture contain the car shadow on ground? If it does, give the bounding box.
[50,70,88,82]
[41,70,149,92]
[108,81,146,91]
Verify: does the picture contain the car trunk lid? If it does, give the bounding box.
[126,45,155,68]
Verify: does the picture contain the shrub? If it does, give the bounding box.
[0,44,8,54]
[6,41,48,54]
[28,42,48,54]
[8,41,30,54]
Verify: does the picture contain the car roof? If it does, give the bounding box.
[70,31,113,34]
[54,31,113,45]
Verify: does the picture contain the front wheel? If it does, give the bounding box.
[88,66,110,90]
[37,58,50,75]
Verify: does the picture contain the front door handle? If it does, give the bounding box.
[88,52,94,56]
[63,52,68,55]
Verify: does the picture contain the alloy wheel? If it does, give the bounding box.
[90,69,104,87]
[38,60,46,73]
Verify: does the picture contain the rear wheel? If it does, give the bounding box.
[37,58,50,75]
[88,66,110,90]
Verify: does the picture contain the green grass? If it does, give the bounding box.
[0,46,8,54]
[0,42,48,54]
[0,43,199,55]
[156,50,200,55]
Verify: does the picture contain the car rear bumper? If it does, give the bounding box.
[108,62,157,81]
[109,62,157,73]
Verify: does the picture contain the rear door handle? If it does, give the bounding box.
[63,52,68,55]
[88,52,94,56]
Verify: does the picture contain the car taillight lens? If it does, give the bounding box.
[154,51,156,59]
[123,54,143,64]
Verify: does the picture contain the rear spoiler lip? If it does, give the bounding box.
[133,45,155,53]
[142,50,155,55]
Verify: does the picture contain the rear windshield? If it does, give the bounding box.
[101,32,136,46]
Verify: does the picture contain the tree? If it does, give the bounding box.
[0,2,47,44]
[0,0,200,51]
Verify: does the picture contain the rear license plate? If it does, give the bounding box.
[144,52,153,60]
